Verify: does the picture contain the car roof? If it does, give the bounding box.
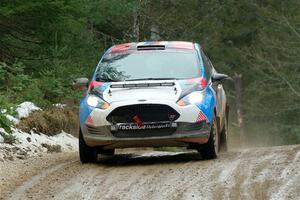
[108,41,196,53]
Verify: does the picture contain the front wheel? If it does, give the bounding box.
[197,113,219,159]
[79,130,97,163]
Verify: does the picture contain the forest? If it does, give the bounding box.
[0,0,299,145]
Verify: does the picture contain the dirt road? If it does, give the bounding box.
[1,145,300,200]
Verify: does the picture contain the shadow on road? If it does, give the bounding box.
[96,151,205,166]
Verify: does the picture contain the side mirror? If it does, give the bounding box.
[73,78,89,90]
[211,73,229,84]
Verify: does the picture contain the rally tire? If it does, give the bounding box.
[79,130,98,163]
[198,113,219,159]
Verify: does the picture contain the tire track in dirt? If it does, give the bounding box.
[0,152,78,200]
[8,161,75,200]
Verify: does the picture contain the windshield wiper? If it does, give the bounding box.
[125,78,177,81]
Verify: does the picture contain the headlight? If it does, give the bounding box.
[177,91,205,106]
[87,95,110,109]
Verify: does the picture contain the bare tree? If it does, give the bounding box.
[132,0,142,41]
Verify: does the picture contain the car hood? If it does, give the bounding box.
[91,79,203,104]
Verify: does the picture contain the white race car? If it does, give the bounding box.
[74,41,229,163]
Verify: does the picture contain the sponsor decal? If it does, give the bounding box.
[85,116,94,125]
[113,122,176,131]
[117,123,172,130]
[168,114,176,121]
[196,111,209,123]
[110,43,131,53]
[88,80,103,90]
[169,41,194,50]
[132,115,144,126]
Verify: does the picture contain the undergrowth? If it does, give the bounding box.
[17,107,79,137]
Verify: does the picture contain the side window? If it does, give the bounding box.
[200,49,212,80]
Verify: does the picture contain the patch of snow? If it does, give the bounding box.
[15,102,41,119]
[0,102,78,161]
[48,131,78,151]
[5,114,20,124]
[0,134,4,143]
[12,128,77,152]
[0,128,7,136]
[0,128,78,161]
[1,109,7,114]
[53,103,66,109]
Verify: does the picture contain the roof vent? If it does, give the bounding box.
[137,45,165,51]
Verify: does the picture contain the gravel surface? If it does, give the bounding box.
[0,145,300,200]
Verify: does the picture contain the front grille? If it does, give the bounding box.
[106,104,180,124]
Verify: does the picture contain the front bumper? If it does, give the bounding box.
[80,100,211,149]
[82,121,211,149]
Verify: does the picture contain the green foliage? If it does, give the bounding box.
[0,95,15,112]
[0,97,15,145]
[0,112,12,134]
[0,0,299,144]
[0,62,30,92]
[20,79,45,106]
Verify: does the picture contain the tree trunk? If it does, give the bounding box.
[133,2,140,42]
[234,73,246,146]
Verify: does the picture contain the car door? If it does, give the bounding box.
[200,49,227,130]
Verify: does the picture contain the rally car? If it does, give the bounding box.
[74,41,229,163]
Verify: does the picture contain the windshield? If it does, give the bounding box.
[95,51,201,81]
